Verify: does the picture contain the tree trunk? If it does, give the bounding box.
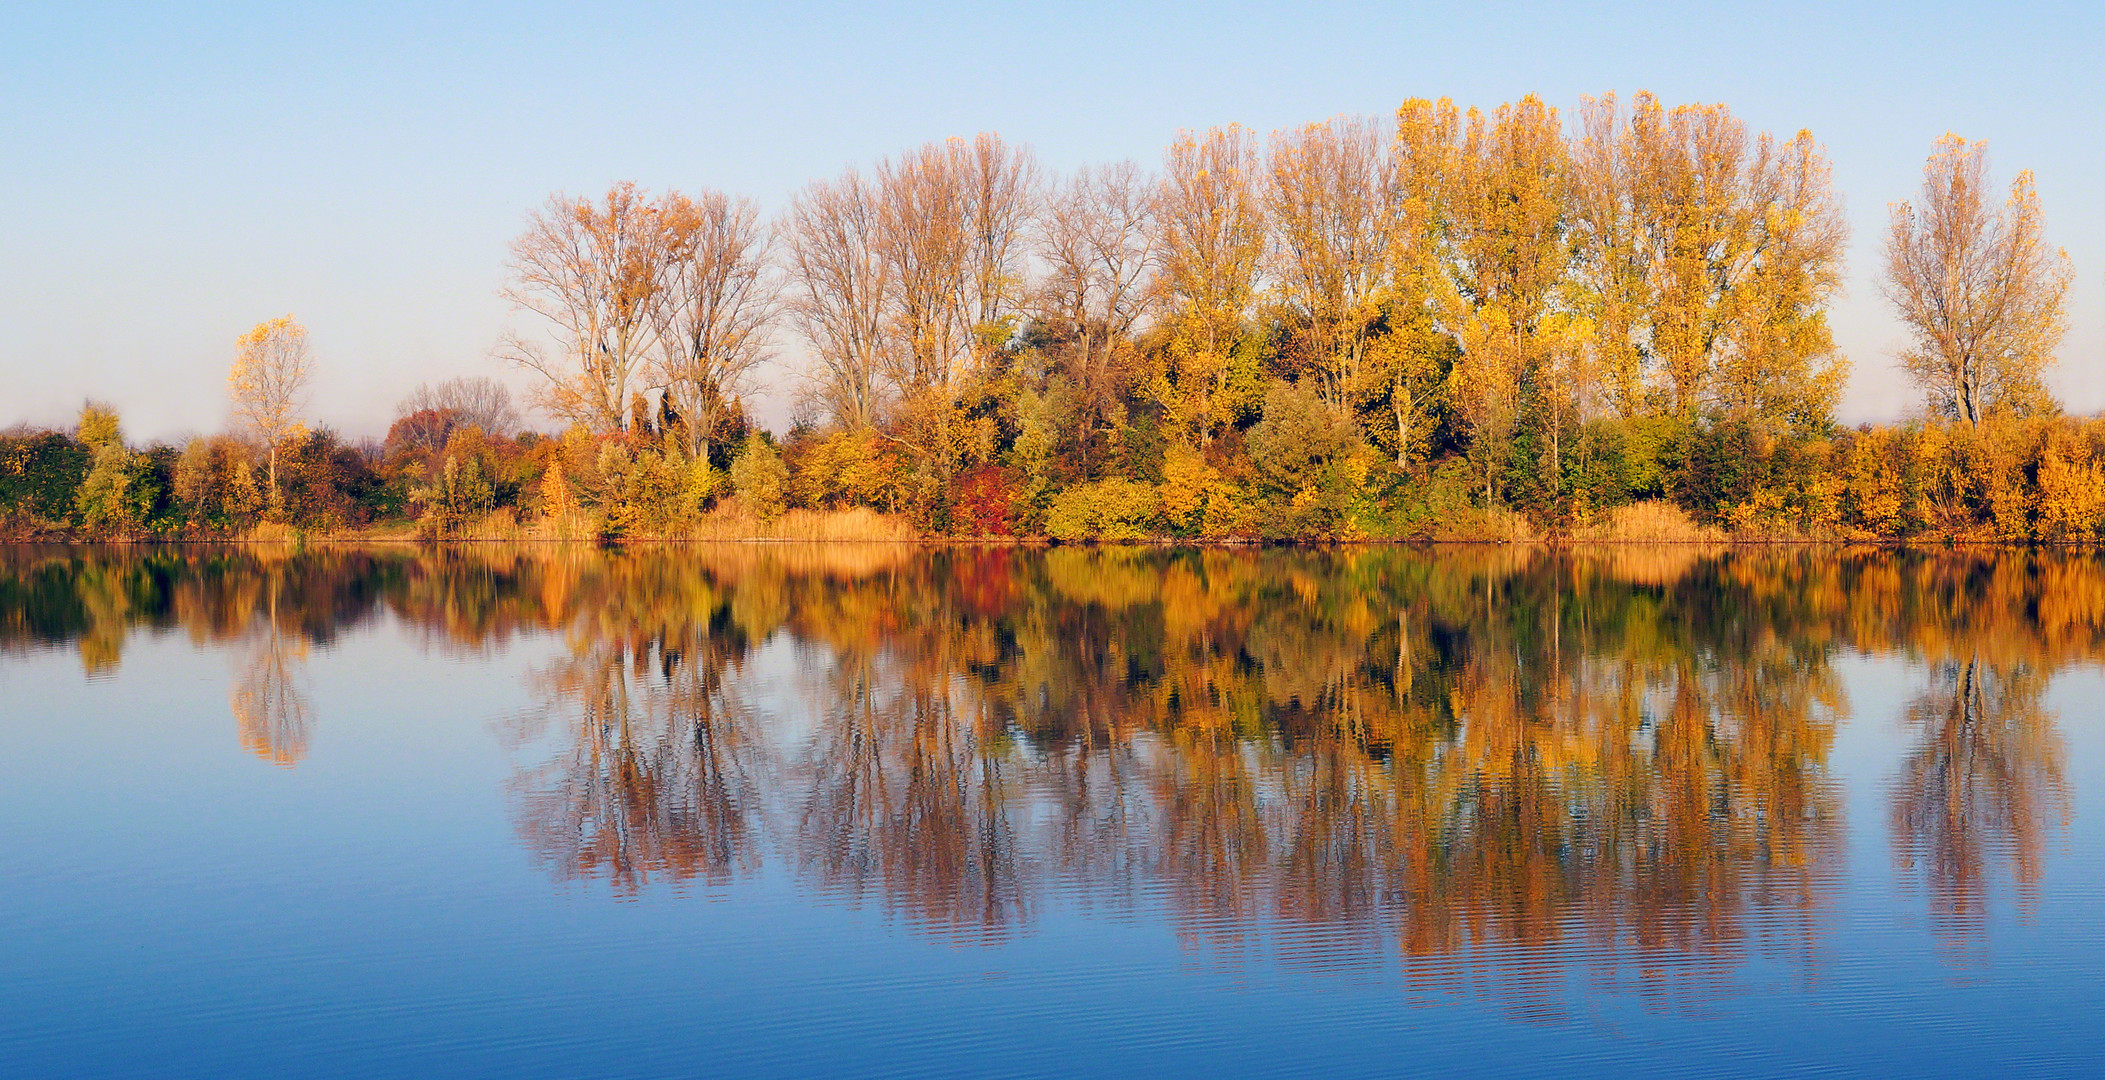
[1393,383,1412,469]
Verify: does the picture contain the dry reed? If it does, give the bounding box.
[1572,500,1726,543]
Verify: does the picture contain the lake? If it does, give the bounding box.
[2,544,2102,1077]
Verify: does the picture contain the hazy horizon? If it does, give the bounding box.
[5,0,2100,444]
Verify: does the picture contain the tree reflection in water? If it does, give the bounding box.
[230,617,312,765]
[507,619,763,895]
[795,654,1029,940]
[4,543,2097,1010]
[1890,657,2070,961]
[221,566,324,765]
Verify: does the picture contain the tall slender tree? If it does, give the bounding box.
[785,170,891,431]
[1438,96,1576,502]
[653,190,777,462]
[871,134,1038,397]
[1035,161,1160,420]
[229,315,314,509]
[1884,136,2073,425]
[1386,98,1467,470]
[1155,125,1267,443]
[1266,115,1396,416]
[499,183,673,434]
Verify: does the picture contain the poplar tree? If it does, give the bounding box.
[229,315,314,510]
[1885,136,2073,425]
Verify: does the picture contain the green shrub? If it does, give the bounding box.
[411,454,494,538]
[731,435,789,523]
[0,431,91,523]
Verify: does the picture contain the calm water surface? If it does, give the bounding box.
[2,544,2102,1077]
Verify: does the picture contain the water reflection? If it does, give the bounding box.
[507,630,762,894]
[1891,657,2070,960]
[2,543,2095,1004]
[230,620,312,766]
[795,655,1031,938]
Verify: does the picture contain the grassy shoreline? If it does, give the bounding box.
[1,532,2084,550]
[5,500,2093,548]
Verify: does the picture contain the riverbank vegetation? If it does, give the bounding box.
[1,97,2085,544]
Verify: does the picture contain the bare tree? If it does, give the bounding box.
[785,170,892,430]
[228,315,314,507]
[653,190,777,461]
[957,133,1040,361]
[398,376,522,437]
[1265,116,1396,414]
[872,134,1039,396]
[1035,161,1160,411]
[498,182,673,434]
[874,143,973,395]
[1885,135,2073,425]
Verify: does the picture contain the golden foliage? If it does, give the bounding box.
[1886,135,2073,425]
[228,315,314,512]
[1573,499,1726,543]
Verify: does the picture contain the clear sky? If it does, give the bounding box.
[3,0,2099,442]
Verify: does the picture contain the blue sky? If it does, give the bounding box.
[3,0,2099,441]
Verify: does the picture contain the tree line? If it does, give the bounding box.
[0,92,2083,541]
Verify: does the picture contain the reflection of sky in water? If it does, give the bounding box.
[1,549,2102,1077]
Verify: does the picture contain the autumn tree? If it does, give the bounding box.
[499,182,673,434]
[1247,380,1359,534]
[1154,125,1267,443]
[1035,161,1160,421]
[1382,98,1467,470]
[1366,310,1456,470]
[730,434,789,523]
[779,133,1041,508]
[873,144,971,396]
[1570,93,1847,429]
[1568,97,1650,418]
[1884,135,2074,425]
[1431,96,1581,502]
[1265,115,1395,416]
[653,189,777,462]
[229,315,315,509]
[73,401,144,531]
[862,134,1039,493]
[953,133,1040,372]
[785,169,891,430]
[871,134,1039,397]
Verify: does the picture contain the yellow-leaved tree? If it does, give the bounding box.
[1570,93,1848,431]
[1437,96,1574,503]
[228,316,314,513]
[1884,135,2073,425]
[1153,125,1266,444]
